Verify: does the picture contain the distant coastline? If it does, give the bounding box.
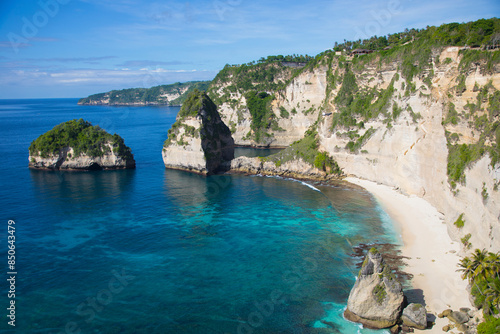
[77,81,210,106]
[77,100,182,107]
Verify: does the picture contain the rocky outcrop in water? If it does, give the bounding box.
[230,156,337,181]
[162,89,234,175]
[344,248,404,329]
[29,119,135,170]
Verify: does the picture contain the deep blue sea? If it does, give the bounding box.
[0,99,400,334]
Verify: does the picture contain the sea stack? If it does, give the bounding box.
[162,89,234,175]
[29,119,135,170]
[344,248,404,329]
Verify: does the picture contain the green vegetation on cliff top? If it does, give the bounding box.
[334,18,500,52]
[177,88,218,119]
[164,89,226,148]
[29,119,133,159]
[78,81,210,105]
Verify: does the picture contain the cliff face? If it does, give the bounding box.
[208,62,323,147]
[29,145,136,170]
[317,47,500,252]
[162,90,234,175]
[211,46,500,252]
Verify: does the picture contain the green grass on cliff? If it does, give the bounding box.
[446,83,500,186]
[177,88,218,119]
[244,91,282,143]
[261,127,342,175]
[29,119,133,159]
[331,65,395,131]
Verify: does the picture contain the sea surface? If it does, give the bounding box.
[0,99,400,334]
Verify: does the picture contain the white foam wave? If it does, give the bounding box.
[300,181,321,192]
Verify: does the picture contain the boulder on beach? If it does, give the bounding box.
[401,303,427,330]
[448,310,469,324]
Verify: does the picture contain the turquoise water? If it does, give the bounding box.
[0,99,399,333]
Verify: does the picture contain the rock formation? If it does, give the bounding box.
[401,303,427,330]
[29,119,135,170]
[230,156,337,181]
[162,89,234,175]
[439,307,480,333]
[344,248,404,329]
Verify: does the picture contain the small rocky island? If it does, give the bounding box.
[162,89,234,175]
[29,119,135,170]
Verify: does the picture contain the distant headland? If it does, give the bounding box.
[77,81,210,106]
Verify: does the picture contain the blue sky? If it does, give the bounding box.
[0,0,498,99]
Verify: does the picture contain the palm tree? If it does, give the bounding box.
[459,250,500,315]
[486,252,500,280]
[485,278,500,313]
[458,256,474,281]
[471,249,490,282]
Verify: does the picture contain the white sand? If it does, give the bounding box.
[345,177,473,333]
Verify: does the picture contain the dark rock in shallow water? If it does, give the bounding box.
[344,248,404,329]
[401,303,427,330]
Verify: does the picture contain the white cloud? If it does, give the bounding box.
[0,66,217,98]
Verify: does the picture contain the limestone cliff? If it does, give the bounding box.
[162,89,234,175]
[316,46,500,252]
[29,119,135,170]
[209,32,500,252]
[208,61,323,147]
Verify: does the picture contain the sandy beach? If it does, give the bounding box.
[345,177,473,333]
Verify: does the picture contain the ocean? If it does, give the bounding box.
[0,98,400,333]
